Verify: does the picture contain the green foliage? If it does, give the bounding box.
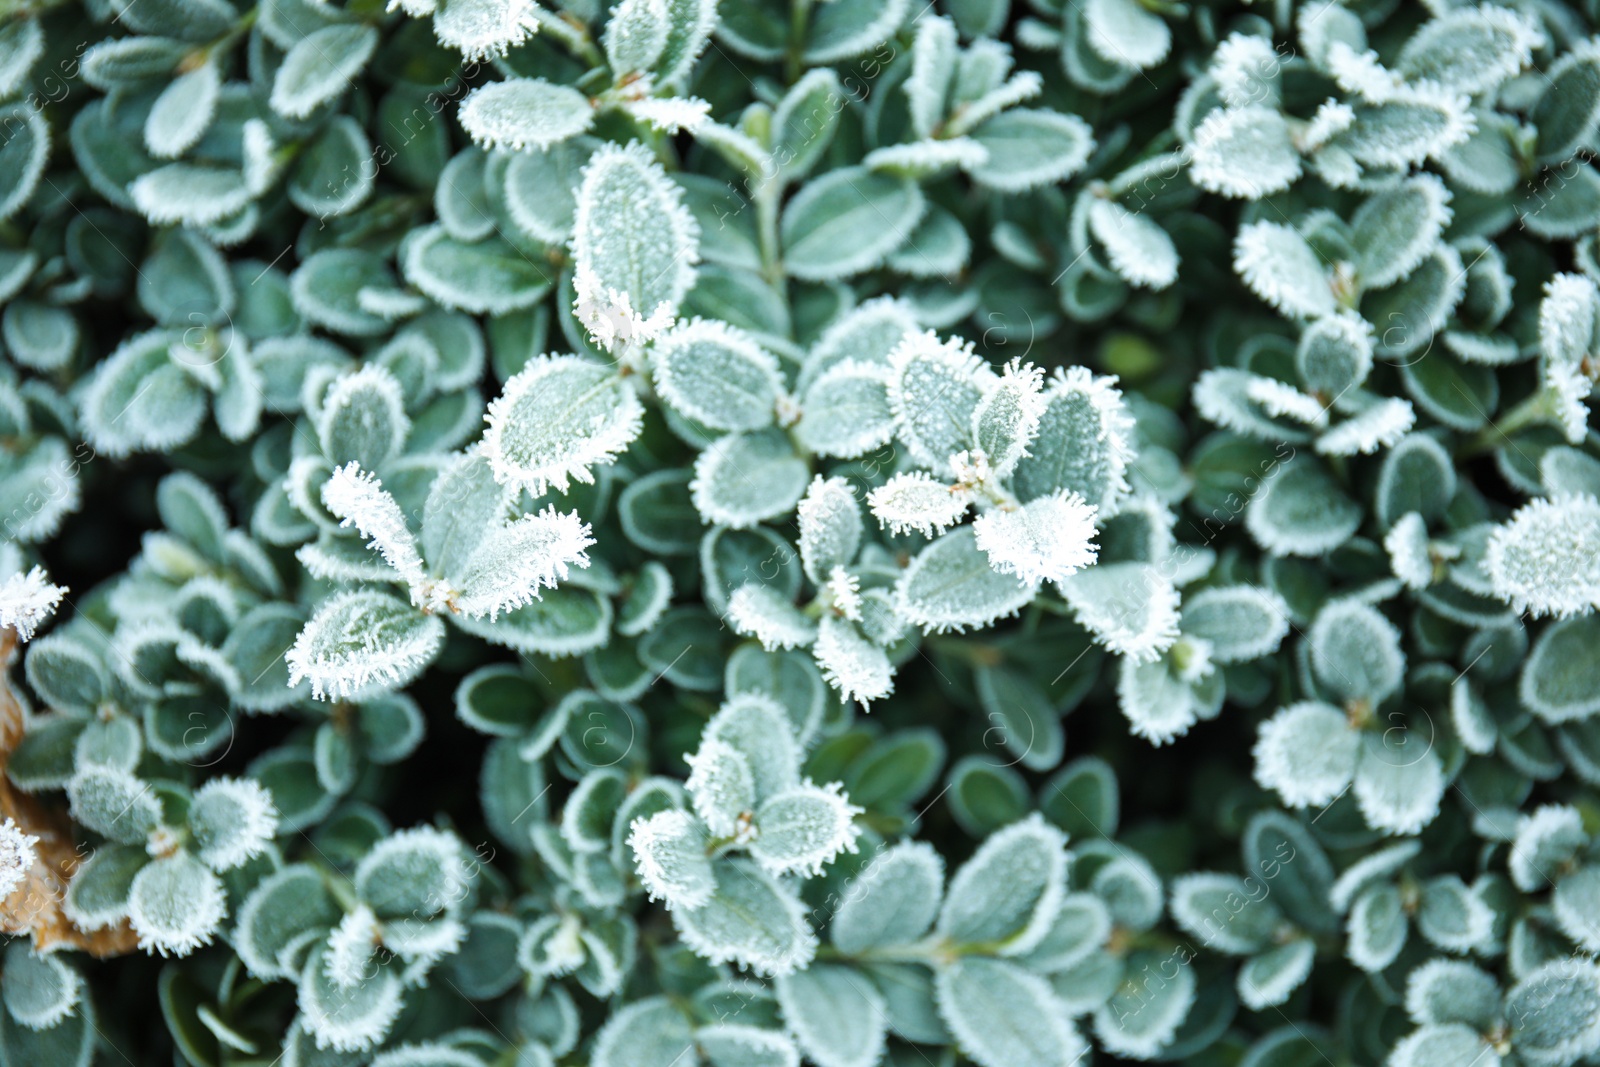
[2,0,1600,1064]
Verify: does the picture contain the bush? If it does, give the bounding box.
[1,0,1599,1064]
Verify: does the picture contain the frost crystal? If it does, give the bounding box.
[0,566,65,641]
[0,817,39,900]
[573,265,677,354]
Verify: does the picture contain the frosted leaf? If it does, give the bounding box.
[812,615,894,707]
[1388,1025,1499,1067]
[0,943,82,1030]
[128,853,227,957]
[972,491,1099,586]
[1233,221,1337,319]
[1116,651,1210,745]
[628,809,715,910]
[797,476,862,583]
[1093,947,1196,1058]
[653,318,783,431]
[1246,377,1327,427]
[1353,734,1445,836]
[800,296,920,389]
[1059,561,1181,663]
[689,429,809,528]
[1239,939,1314,1010]
[1485,495,1600,618]
[1252,702,1358,808]
[1083,0,1169,68]
[147,61,219,158]
[1301,98,1357,152]
[458,79,594,151]
[886,330,994,474]
[129,165,252,229]
[938,814,1068,953]
[832,842,945,953]
[1505,959,1600,1066]
[1180,585,1290,664]
[1212,32,1282,109]
[482,355,643,496]
[684,738,755,838]
[572,141,699,327]
[703,694,801,802]
[1397,4,1545,96]
[864,138,990,178]
[794,361,897,459]
[1317,396,1416,456]
[1308,598,1405,706]
[1540,273,1599,370]
[1245,456,1363,557]
[1509,805,1586,892]
[750,780,863,877]
[1191,106,1302,199]
[1169,872,1283,955]
[452,507,595,620]
[727,584,817,652]
[432,0,539,60]
[970,359,1046,477]
[1405,958,1501,1030]
[624,96,711,133]
[896,526,1037,634]
[774,964,888,1067]
[937,957,1087,1067]
[1011,366,1136,512]
[270,24,377,120]
[287,591,445,701]
[298,944,404,1051]
[189,777,278,872]
[867,472,972,537]
[603,0,668,74]
[324,905,381,989]
[1086,199,1179,289]
[0,816,38,900]
[1385,512,1434,590]
[321,463,428,595]
[904,16,956,139]
[670,859,816,976]
[0,565,65,641]
[1352,173,1453,290]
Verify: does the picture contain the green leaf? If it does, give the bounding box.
[286,590,443,701]
[459,78,593,151]
[690,430,809,528]
[1507,959,1600,1066]
[782,167,925,282]
[671,859,816,976]
[967,109,1095,192]
[1245,456,1362,557]
[653,319,783,431]
[483,355,641,496]
[1242,811,1336,934]
[1181,585,1290,664]
[896,525,1037,634]
[1523,615,1600,723]
[775,964,887,1067]
[832,841,943,953]
[938,813,1066,953]
[270,23,376,120]
[592,998,698,1067]
[403,224,553,316]
[935,957,1086,1067]
[1191,106,1301,200]
[573,141,700,322]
